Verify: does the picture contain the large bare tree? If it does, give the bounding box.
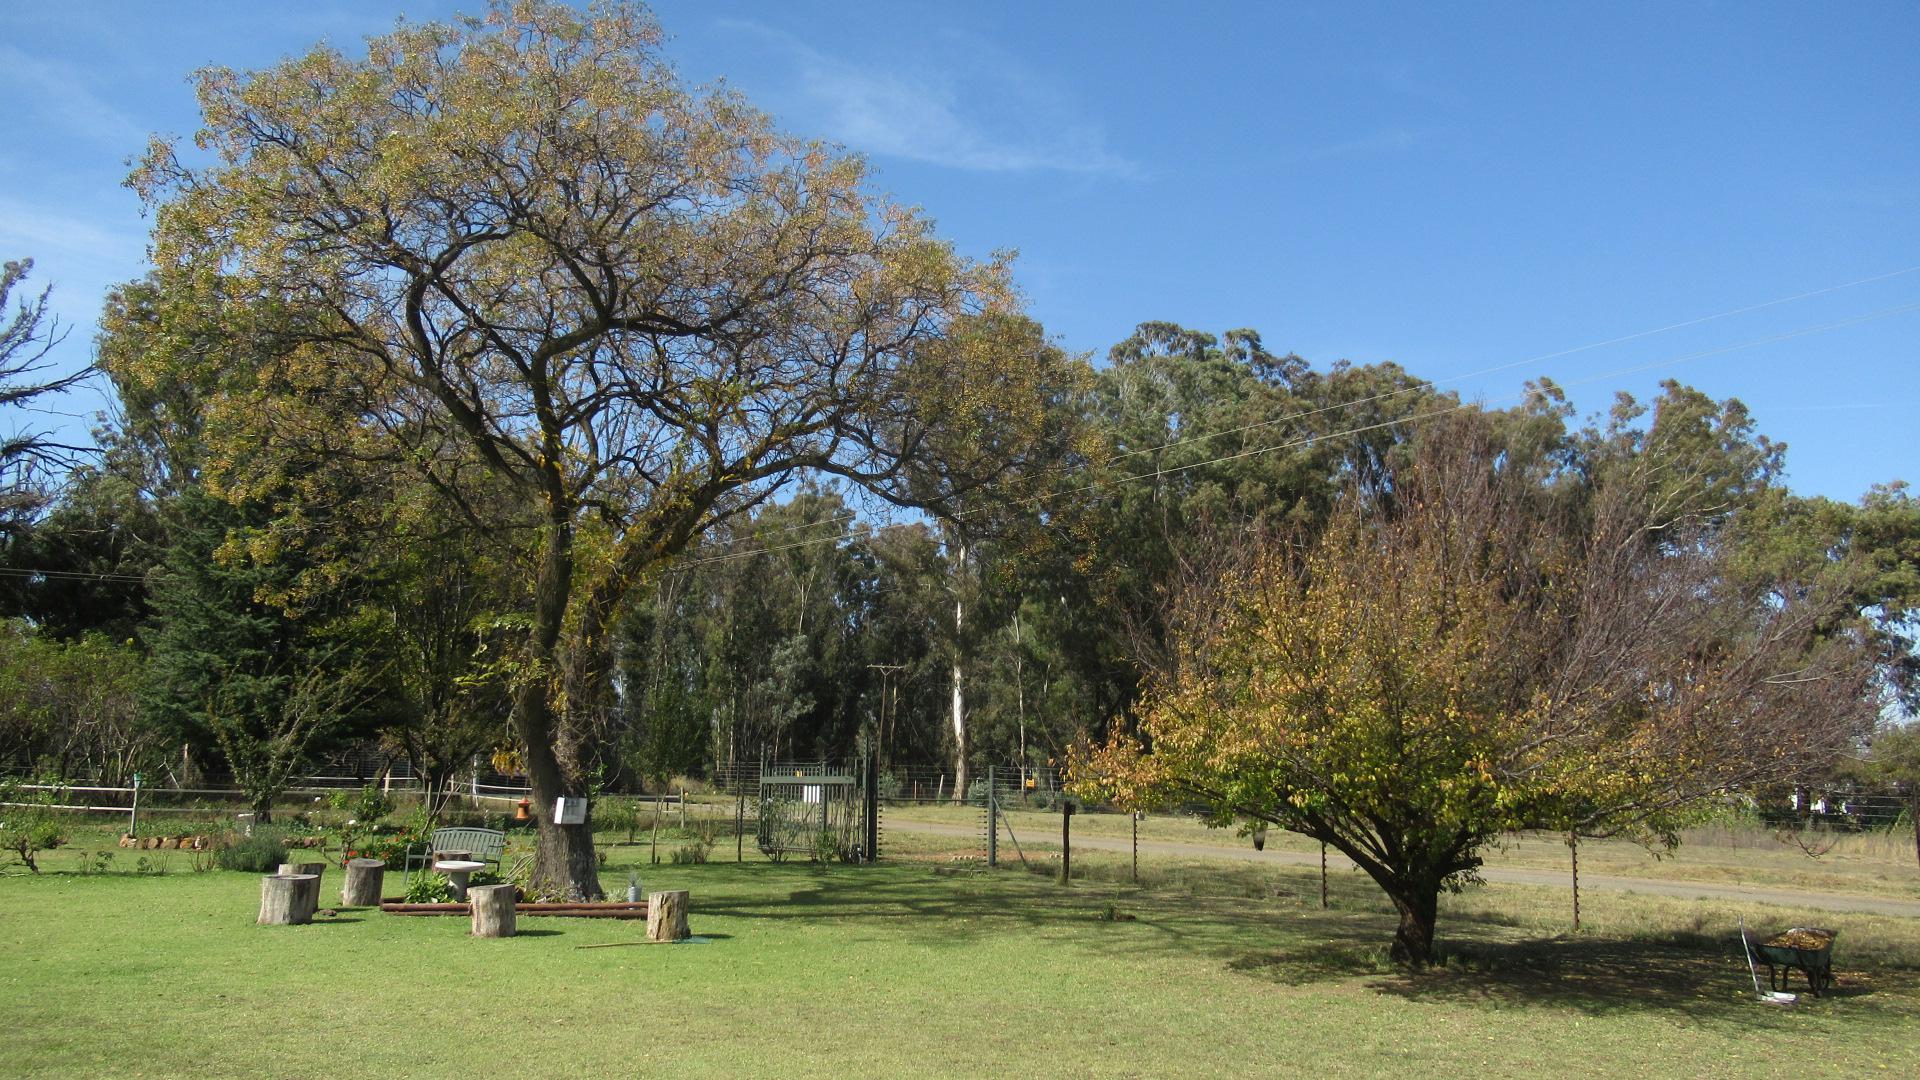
[126,1,1076,897]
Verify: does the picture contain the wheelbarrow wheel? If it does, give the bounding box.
[1809,963,1832,996]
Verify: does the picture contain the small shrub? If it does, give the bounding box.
[597,799,640,843]
[328,784,392,824]
[0,807,66,874]
[756,798,795,863]
[404,874,454,903]
[215,829,290,873]
[345,821,429,869]
[691,817,721,846]
[670,838,711,864]
[810,828,840,864]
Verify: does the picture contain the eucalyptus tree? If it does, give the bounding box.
[126,1,1075,897]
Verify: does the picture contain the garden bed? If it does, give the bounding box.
[378,899,650,919]
[118,834,212,850]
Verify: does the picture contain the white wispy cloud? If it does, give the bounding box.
[716,20,1137,178]
[1293,126,1435,163]
[0,44,147,152]
[0,197,145,283]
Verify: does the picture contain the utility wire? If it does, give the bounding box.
[667,264,1920,559]
[8,272,1916,583]
[676,299,1920,568]
[0,566,147,583]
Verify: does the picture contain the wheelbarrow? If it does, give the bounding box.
[1741,926,1836,996]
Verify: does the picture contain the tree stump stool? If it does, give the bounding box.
[258,873,321,925]
[278,861,326,884]
[646,889,690,942]
[470,884,517,938]
[342,858,385,907]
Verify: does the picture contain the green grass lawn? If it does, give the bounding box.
[4,830,1919,1079]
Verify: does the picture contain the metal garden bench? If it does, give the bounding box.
[403,826,507,880]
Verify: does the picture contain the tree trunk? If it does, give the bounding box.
[342,858,384,907]
[1910,792,1919,872]
[515,516,605,902]
[520,720,602,901]
[470,884,517,937]
[950,656,967,802]
[258,873,320,925]
[950,538,968,803]
[1387,881,1440,966]
[647,889,690,942]
[420,764,453,820]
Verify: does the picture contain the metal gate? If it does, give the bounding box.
[756,755,878,862]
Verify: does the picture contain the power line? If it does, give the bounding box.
[672,264,1920,560]
[0,566,147,583]
[8,269,1913,583]
[676,298,1920,568]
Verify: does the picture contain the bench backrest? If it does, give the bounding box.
[431,827,506,860]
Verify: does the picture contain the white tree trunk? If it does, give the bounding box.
[951,537,968,802]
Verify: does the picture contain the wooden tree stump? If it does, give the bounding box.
[278,861,326,884]
[258,874,321,925]
[646,889,690,942]
[470,884,517,938]
[342,858,385,907]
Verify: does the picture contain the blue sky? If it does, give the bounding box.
[2,1,1915,500]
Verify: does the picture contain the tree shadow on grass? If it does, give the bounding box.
[650,861,1920,1027]
[1229,929,1912,1028]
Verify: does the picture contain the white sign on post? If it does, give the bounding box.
[553,797,587,825]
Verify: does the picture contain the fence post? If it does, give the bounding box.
[129,773,141,838]
[986,765,997,868]
[1569,833,1581,932]
[1060,800,1073,885]
[864,745,879,863]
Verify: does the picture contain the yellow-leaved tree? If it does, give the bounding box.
[1075,416,1878,965]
